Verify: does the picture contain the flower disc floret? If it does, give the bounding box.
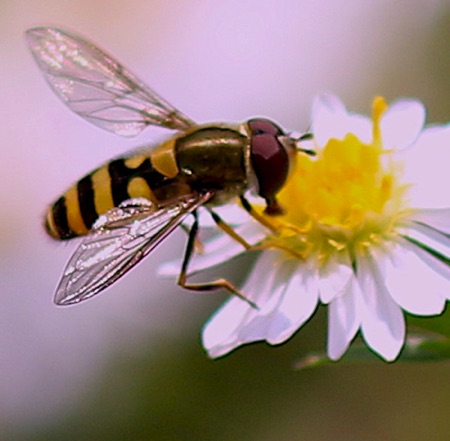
[267,97,409,266]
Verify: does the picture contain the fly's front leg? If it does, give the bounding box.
[177,211,258,309]
[205,207,255,251]
[239,195,277,232]
[240,196,309,260]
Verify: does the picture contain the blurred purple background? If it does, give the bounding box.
[1,1,449,439]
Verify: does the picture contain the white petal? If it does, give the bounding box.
[327,276,361,360]
[266,261,319,344]
[202,296,254,358]
[158,261,183,278]
[318,257,353,304]
[312,94,351,147]
[401,222,450,262]
[202,251,320,357]
[312,94,373,146]
[381,99,426,150]
[208,203,256,226]
[374,241,447,315]
[407,208,450,235]
[202,251,283,357]
[357,254,405,361]
[401,124,450,209]
[345,113,372,144]
[402,239,450,290]
[159,221,265,276]
[191,203,254,228]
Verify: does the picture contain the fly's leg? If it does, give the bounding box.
[240,195,311,260]
[239,195,277,232]
[177,211,258,309]
[206,207,254,250]
[180,223,204,254]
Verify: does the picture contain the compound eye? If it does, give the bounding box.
[248,118,284,136]
[250,132,289,210]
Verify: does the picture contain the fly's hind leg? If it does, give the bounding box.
[177,211,258,309]
[180,223,204,254]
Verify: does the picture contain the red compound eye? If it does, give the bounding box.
[248,118,283,136]
[248,118,289,214]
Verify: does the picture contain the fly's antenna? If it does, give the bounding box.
[294,132,316,156]
[297,132,313,142]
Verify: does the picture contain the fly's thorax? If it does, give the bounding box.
[174,123,250,205]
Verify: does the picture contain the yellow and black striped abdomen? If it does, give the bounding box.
[45,140,186,239]
[45,125,249,240]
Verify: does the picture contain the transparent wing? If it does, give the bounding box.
[54,193,213,305]
[26,26,195,136]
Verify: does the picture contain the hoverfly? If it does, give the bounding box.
[26,26,313,306]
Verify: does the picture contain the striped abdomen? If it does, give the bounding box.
[45,140,187,239]
[45,125,249,240]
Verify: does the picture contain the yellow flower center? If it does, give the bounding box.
[265,97,409,265]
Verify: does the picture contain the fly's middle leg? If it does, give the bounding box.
[177,211,258,309]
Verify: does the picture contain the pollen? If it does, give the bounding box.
[267,97,408,263]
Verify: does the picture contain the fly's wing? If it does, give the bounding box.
[54,193,213,306]
[26,26,195,136]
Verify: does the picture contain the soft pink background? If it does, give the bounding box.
[0,0,449,438]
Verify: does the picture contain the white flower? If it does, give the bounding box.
[162,95,450,362]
